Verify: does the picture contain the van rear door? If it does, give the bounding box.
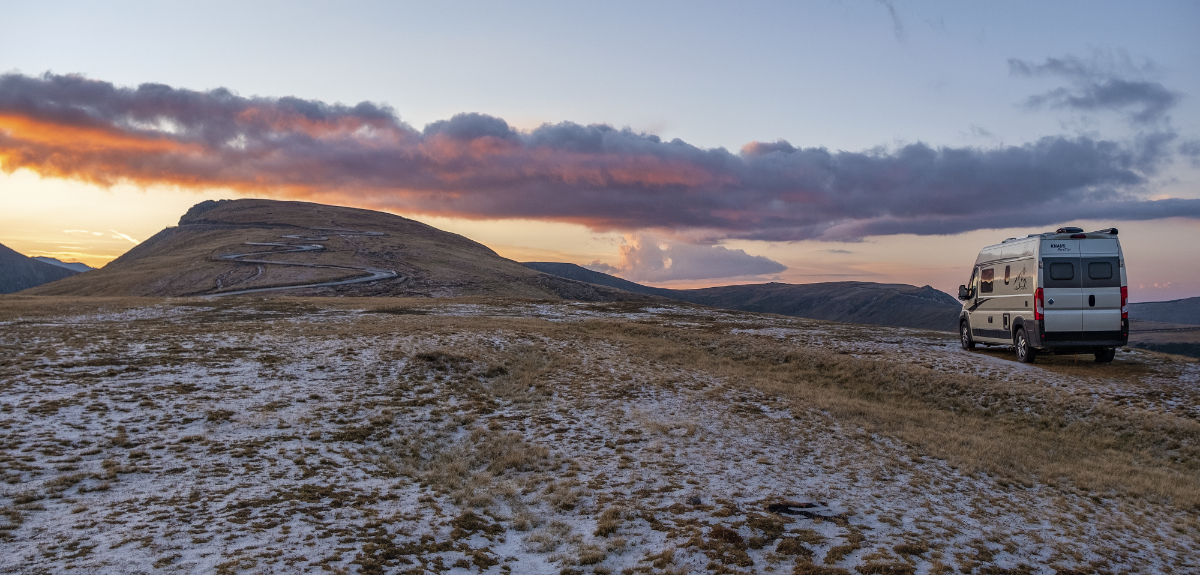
[1081,239,1122,339]
[1041,240,1082,338]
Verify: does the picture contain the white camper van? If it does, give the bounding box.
[957,227,1128,363]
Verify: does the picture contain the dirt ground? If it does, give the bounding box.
[0,296,1197,574]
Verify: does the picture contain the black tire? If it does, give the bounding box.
[1094,347,1116,363]
[960,321,975,350]
[1015,328,1036,363]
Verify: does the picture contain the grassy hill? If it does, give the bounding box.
[24,199,648,301]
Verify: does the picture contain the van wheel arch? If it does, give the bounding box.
[1015,328,1037,364]
[959,319,975,350]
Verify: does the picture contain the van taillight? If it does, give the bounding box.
[1034,288,1044,320]
[1070,234,1086,238]
[1121,286,1128,319]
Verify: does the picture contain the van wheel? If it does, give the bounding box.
[1015,329,1036,363]
[1094,347,1116,363]
[960,321,975,350]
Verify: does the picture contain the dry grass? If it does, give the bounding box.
[1,295,1197,573]
[559,319,1200,507]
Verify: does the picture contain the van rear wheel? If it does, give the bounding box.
[960,321,975,350]
[1015,328,1036,364]
[1094,347,1116,363]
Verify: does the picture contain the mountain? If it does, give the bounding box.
[523,262,961,331]
[23,199,651,301]
[1130,297,1200,326]
[523,262,677,298]
[671,281,962,331]
[0,243,81,294]
[31,257,95,273]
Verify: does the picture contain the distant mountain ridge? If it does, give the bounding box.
[524,262,961,331]
[0,243,80,294]
[1130,297,1200,326]
[32,257,94,273]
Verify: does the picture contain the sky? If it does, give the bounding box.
[2,1,1199,302]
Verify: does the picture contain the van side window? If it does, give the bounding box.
[980,268,994,293]
[1088,261,1112,280]
[1049,262,1074,281]
[1004,265,1011,285]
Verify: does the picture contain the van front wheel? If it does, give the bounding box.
[1015,329,1036,364]
[960,321,975,350]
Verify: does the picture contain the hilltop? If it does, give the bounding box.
[526,262,961,331]
[23,199,647,301]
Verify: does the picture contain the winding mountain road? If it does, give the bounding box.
[210,229,400,297]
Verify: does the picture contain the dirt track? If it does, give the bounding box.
[212,229,400,296]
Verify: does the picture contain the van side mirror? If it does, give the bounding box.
[958,285,970,300]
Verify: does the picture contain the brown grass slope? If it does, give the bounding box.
[0,242,79,294]
[24,199,648,301]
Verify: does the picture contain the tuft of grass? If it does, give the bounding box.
[595,506,623,537]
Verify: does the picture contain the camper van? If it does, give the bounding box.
[957,227,1128,363]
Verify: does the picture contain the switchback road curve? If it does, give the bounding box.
[210,228,400,297]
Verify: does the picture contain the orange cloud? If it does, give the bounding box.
[1,72,1195,242]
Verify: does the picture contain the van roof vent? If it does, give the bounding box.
[1000,237,1019,243]
[1055,226,1084,233]
[1088,227,1119,235]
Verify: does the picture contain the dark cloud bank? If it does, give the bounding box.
[1,72,1197,246]
[1009,53,1180,126]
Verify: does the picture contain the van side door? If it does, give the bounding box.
[1041,251,1083,338]
[1082,255,1122,338]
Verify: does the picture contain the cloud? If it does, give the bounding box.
[109,230,140,244]
[2,72,1197,243]
[586,235,786,282]
[1180,139,1200,168]
[875,0,905,41]
[1009,53,1180,125]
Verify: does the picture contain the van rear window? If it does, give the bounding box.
[1049,262,1074,281]
[1083,257,1121,288]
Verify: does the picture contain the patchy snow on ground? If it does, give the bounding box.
[0,299,1197,574]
